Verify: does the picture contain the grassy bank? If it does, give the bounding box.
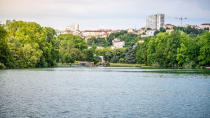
[109,63,166,69]
[57,63,145,68]
[56,63,72,67]
[109,63,145,67]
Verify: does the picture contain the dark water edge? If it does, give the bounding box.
[136,68,210,75]
[2,66,210,75]
[1,64,210,75]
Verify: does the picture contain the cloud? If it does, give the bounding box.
[0,0,210,29]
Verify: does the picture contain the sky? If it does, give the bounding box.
[0,0,210,30]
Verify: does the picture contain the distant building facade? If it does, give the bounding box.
[55,29,64,35]
[164,24,174,29]
[55,24,121,39]
[127,28,135,33]
[141,30,156,37]
[81,30,112,39]
[111,38,125,49]
[146,14,165,30]
[200,23,210,30]
[66,24,79,32]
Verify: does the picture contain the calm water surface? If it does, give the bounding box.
[0,67,210,118]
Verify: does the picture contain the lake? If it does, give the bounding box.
[0,67,210,118]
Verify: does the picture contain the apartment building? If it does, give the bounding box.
[146,14,165,30]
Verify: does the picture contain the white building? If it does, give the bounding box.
[96,46,104,49]
[146,14,165,30]
[111,38,125,49]
[138,27,146,35]
[141,30,156,37]
[127,28,135,33]
[55,24,81,36]
[166,29,174,33]
[81,30,114,39]
[200,23,210,30]
[55,29,64,35]
[138,40,144,43]
[82,30,109,39]
[164,24,174,29]
[66,24,79,32]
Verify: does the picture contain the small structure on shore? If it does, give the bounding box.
[78,61,95,67]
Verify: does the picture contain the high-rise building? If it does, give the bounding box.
[146,14,165,30]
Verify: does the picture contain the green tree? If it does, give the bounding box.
[136,38,149,64]
[37,27,59,67]
[176,33,199,68]
[124,47,136,64]
[6,21,43,68]
[87,37,110,47]
[84,49,94,62]
[107,30,140,47]
[4,20,59,68]
[197,31,210,66]
[57,34,87,63]
[0,25,11,68]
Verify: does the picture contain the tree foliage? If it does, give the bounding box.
[136,31,210,68]
[0,25,11,68]
[0,20,58,68]
[87,37,110,47]
[57,34,87,63]
[107,30,140,46]
[1,20,209,69]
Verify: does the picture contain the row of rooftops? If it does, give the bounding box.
[56,23,210,38]
[56,29,120,33]
[55,29,121,39]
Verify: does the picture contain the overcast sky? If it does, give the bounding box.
[0,0,210,30]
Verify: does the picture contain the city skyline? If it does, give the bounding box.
[0,0,210,30]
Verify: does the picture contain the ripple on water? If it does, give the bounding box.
[0,67,210,118]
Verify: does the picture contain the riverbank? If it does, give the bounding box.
[109,63,143,67]
[108,63,209,69]
[57,63,148,68]
[1,62,209,69]
[109,63,153,68]
[56,63,72,67]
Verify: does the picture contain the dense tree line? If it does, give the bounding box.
[1,20,209,69]
[57,34,87,63]
[95,47,136,64]
[154,26,208,37]
[57,34,100,64]
[0,20,59,68]
[154,27,166,35]
[0,25,10,68]
[173,26,207,37]
[86,31,141,47]
[0,20,100,69]
[136,31,210,68]
[87,37,110,47]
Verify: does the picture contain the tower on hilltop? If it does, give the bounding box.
[66,24,79,31]
[146,14,165,30]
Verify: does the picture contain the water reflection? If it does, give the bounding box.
[31,67,210,75]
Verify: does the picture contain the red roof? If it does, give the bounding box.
[83,30,112,32]
[165,24,173,26]
[201,23,210,25]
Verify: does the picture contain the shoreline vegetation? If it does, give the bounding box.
[0,20,210,69]
[56,63,210,70]
[1,62,210,70]
[110,63,145,67]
